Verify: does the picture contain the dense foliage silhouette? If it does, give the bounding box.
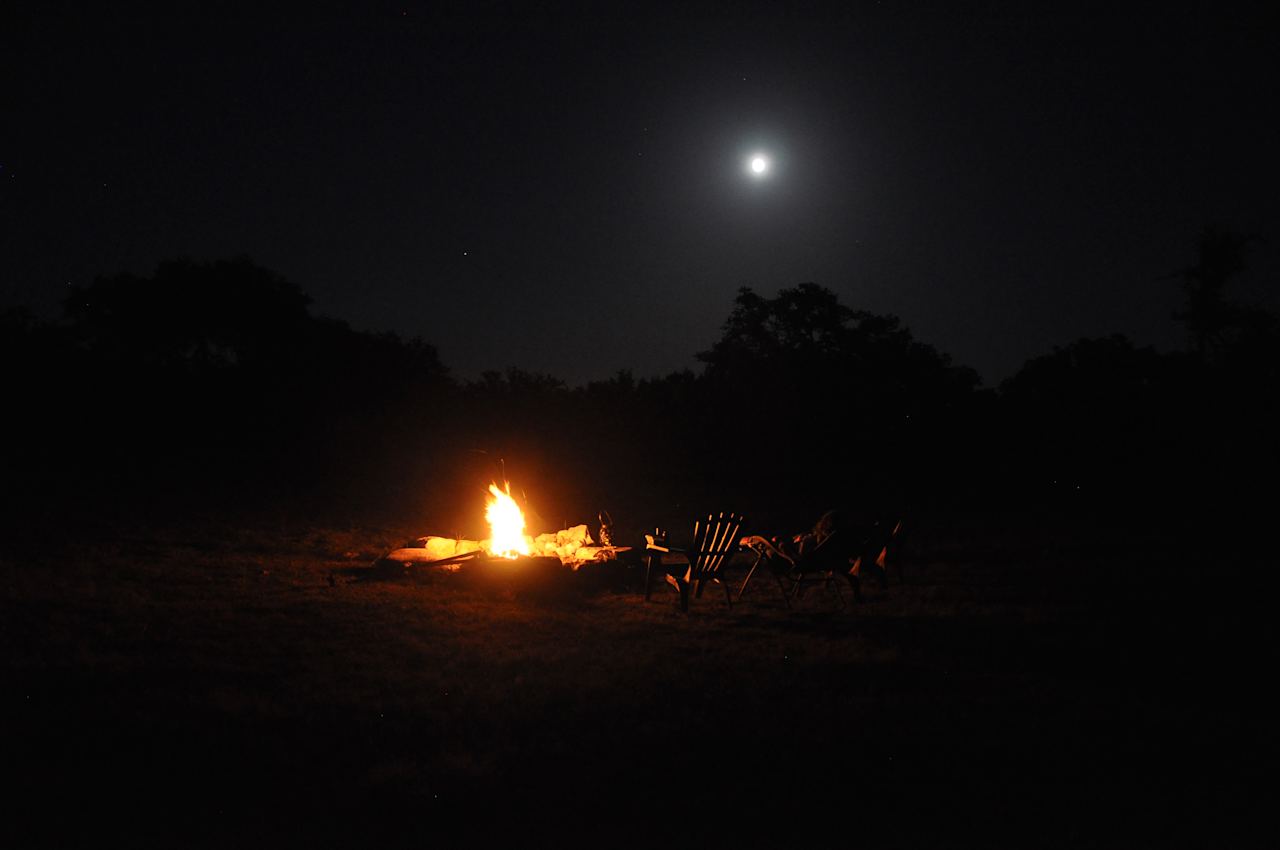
[3,241,1273,538]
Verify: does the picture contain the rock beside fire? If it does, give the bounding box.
[530,524,602,566]
[418,536,484,561]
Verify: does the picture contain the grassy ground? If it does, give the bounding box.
[1,511,1261,846]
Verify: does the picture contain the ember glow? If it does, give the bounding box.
[485,482,531,559]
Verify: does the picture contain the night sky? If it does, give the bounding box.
[4,3,1275,387]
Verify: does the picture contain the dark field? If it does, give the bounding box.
[3,508,1263,847]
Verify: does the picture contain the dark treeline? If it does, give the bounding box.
[3,232,1275,541]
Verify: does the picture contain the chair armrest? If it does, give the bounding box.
[645,535,693,557]
[739,535,795,566]
[644,534,671,553]
[645,538,692,569]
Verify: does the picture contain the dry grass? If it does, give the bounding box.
[2,515,1251,846]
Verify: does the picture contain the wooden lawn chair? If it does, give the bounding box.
[737,538,793,605]
[784,530,861,609]
[739,530,861,609]
[644,511,745,612]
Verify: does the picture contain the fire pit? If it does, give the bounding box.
[380,480,630,572]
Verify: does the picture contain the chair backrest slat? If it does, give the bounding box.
[713,516,741,573]
[690,511,743,580]
[692,514,712,573]
[707,513,727,558]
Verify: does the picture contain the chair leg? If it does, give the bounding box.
[827,574,846,611]
[644,555,655,601]
[774,573,792,609]
[737,554,764,600]
[876,547,890,589]
[665,573,691,612]
[721,578,733,607]
[844,572,863,604]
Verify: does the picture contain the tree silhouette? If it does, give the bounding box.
[691,283,980,522]
[698,283,978,409]
[6,257,457,521]
[1173,227,1262,362]
[64,257,314,370]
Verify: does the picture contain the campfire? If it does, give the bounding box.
[485,482,531,559]
[383,481,625,570]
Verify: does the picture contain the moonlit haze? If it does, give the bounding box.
[3,7,1274,388]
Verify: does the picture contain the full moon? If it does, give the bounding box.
[749,155,769,175]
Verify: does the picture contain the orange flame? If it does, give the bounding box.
[485,481,531,559]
